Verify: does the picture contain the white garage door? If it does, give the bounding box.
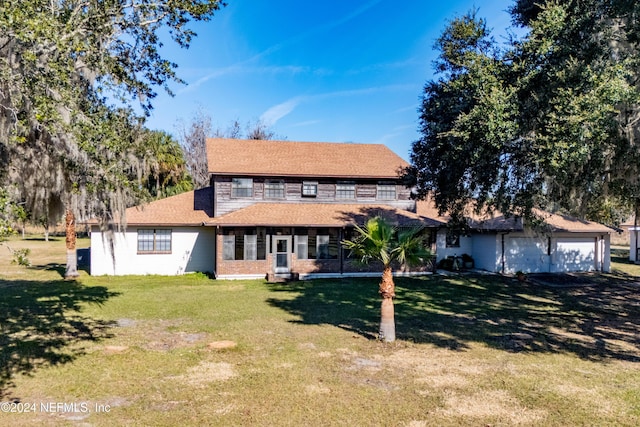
[554,238,595,272]
[504,237,550,273]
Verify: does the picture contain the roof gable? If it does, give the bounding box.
[122,188,213,225]
[206,138,409,179]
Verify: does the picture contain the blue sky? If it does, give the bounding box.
[146,1,517,161]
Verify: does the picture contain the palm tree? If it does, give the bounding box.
[342,216,431,342]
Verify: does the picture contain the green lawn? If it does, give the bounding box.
[1,237,639,426]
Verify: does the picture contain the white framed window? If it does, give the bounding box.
[137,229,171,253]
[377,183,396,200]
[317,235,330,259]
[446,230,460,248]
[264,180,285,199]
[232,178,253,198]
[336,181,355,199]
[244,235,257,260]
[302,181,318,197]
[295,235,309,259]
[223,235,235,260]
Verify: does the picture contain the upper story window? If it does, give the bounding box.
[137,229,171,253]
[336,181,355,199]
[377,183,397,200]
[264,180,285,199]
[302,181,318,197]
[232,178,253,198]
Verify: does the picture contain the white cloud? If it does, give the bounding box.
[259,84,417,126]
[260,98,303,126]
[177,1,384,95]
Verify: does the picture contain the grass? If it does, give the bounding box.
[1,236,639,426]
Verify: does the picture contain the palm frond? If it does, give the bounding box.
[341,216,431,268]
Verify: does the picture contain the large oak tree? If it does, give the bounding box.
[1,1,226,277]
[408,1,640,226]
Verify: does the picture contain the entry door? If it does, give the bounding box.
[273,236,291,274]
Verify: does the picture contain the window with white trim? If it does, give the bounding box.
[295,235,309,259]
[232,178,253,198]
[137,229,172,253]
[244,235,257,260]
[317,235,330,259]
[302,181,318,197]
[264,180,285,199]
[446,230,460,248]
[223,235,235,260]
[377,183,396,200]
[336,181,355,199]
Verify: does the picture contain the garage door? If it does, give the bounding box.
[554,238,595,272]
[504,237,550,273]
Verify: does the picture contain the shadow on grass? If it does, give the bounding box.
[266,274,640,361]
[28,262,67,278]
[0,279,119,399]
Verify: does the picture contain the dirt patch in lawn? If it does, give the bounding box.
[110,318,210,352]
[171,361,237,387]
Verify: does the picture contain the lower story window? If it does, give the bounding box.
[223,235,235,260]
[221,228,266,260]
[295,235,309,259]
[446,230,460,248]
[137,229,172,253]
[317,235,330,259]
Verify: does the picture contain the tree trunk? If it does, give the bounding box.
[64,209,79,279]
[378,266,396,342]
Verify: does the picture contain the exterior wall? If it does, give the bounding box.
[213,176,414,217]
[471,233,500,272]
[434,229,473,261]
[90,226,216,275]
[477,232,611,274]
[630,227,639,262]
[504,233,551,273]
[214,226,434,279]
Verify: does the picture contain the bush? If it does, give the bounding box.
[11,248,31,267]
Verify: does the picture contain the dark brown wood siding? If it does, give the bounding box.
[213,175,415,216]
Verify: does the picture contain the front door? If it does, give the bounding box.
[273,236,291,274]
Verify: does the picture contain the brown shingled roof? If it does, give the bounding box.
[416,199,611,233]
[206,138,409,179]
[210,203,441,228]
[121,188,213,225]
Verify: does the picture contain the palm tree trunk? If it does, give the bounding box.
[64,209,79,279]
[378,266,396,342]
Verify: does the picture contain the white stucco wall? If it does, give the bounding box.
[90,226,216,275]
[472,232,610,274]
[435,229,473,261]
[630,227,639,262]
[435,230,612,274]
[470,233,500,272]
[504,234,551,273]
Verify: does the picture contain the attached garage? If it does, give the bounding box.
[504,235,550,273]
[554,237,597,272]
[417,201,614,275]
[501,234,606,274]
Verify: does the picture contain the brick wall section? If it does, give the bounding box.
[215,230,432,277]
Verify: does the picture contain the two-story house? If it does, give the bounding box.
[89,138,612,277]
[89,138,440,278]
